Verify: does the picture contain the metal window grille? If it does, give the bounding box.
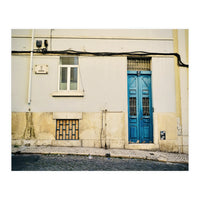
[56,119,79,140]
[142,97,150,116]
[129,97,137,115]
[127,58,151,71]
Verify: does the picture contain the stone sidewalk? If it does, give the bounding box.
[11,146,188,164]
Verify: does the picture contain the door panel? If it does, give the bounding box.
[128,72,153,143]
[128,75,139,142]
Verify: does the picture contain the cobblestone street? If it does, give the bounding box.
[12,154,188,171]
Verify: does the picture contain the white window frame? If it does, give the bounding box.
[58,64,79,91]
[51,57,84,97]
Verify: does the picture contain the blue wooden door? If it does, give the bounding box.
[128,71,153,143]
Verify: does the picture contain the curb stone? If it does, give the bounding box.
[11,146,188,164]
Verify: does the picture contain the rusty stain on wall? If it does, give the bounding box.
[23,112,35,139]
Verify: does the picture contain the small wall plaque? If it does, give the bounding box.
[35,64,48,74]
[160,131,166,140]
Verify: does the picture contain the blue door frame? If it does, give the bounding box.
[127,71,153,143]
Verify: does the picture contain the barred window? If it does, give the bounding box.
[129,97,137,116]
[142,97,150,116]
[56,119,79,140]
[127,58,151,71]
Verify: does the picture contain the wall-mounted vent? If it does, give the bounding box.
[127,57,151,71]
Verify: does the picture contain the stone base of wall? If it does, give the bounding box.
[159,140,179,153]
[12,139,126,149]
[12,138,188,154]
[12,112,188,153]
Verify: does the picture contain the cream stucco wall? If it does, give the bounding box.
[12,56,127,112]
[178,29,189,153]
[11,29,188,153]
[11,56,30,111]
[12,56,177,113]
[12,29,173,39]
[151,57,176,113]
[12,29,174,53]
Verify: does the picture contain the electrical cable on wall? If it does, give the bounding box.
[12,49,189,68]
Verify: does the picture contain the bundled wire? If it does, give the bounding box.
[12,49,189,67]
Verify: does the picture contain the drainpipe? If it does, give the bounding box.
[100,109,107,149]
[50,29,54,51]
[28,29,34,105]
[104,109,108,149]
[100,110,103,148]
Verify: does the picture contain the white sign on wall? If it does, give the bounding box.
[35,65,48,74]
